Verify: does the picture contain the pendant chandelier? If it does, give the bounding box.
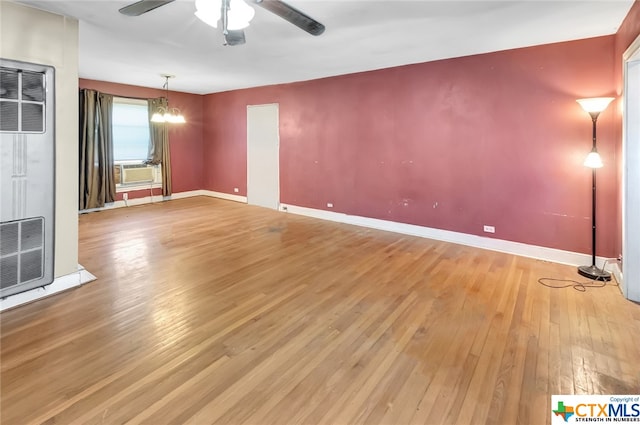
[150,74,186,124]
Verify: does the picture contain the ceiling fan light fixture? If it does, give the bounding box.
[195,0,255,30]
[194,0,220,27]
[228,0,255,29]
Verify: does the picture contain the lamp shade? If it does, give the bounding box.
[150,111,165,123]
[584,149,603,168]
[576,97,615,114]
[150,106,185,124]
[166,110,186,124]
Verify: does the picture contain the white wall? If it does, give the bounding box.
[0,2,79,278]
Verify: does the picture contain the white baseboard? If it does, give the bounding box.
[0,265,96,312]
[611,263,623,288]
[200,190,247,203]
[80,195,163,213]
[279,203,618,270]
[167,190,206,200]
[79,190,247,214]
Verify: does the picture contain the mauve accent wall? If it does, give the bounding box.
[78,79,204,199]
[203,36,618,258]
[203,92,248,195]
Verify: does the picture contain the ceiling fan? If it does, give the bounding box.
[119,0,325,46]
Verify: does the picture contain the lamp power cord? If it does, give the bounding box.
[538,258,619,292]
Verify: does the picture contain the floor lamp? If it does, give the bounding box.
[576,97,614,281]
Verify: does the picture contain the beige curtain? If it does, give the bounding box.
[147,97,172,196]
[79,89,115,210]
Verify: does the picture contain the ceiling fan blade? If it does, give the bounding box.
[253,0,325,36]
[119,0,175,16]
[224,30,246,46]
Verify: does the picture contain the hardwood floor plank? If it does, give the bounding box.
[329,294,431,425]
[1,196,638,425]
[217,282,416,424]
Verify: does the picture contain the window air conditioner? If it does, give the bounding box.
[120,164,155,185]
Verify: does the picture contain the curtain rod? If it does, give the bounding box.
[113,94,165,101]
[80,88,164,101]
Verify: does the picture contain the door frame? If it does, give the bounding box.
[622,35,640,301]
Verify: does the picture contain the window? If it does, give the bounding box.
[111,97,161,190]
[112,97,150,162]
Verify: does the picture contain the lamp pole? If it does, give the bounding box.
[588,114,598,270]
[576,97,614,281]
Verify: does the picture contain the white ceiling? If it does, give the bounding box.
[17,0,635,95]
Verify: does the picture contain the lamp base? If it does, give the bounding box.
[577,265,611,281]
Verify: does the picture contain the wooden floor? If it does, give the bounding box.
[1,196,639,425]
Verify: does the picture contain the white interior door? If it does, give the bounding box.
[247,104,280,210]
[623,38,640,302]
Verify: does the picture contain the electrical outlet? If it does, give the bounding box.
[483,225,495,233]
[234,188,239,193]
[327,203,333,208]
[123,193,128,201]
